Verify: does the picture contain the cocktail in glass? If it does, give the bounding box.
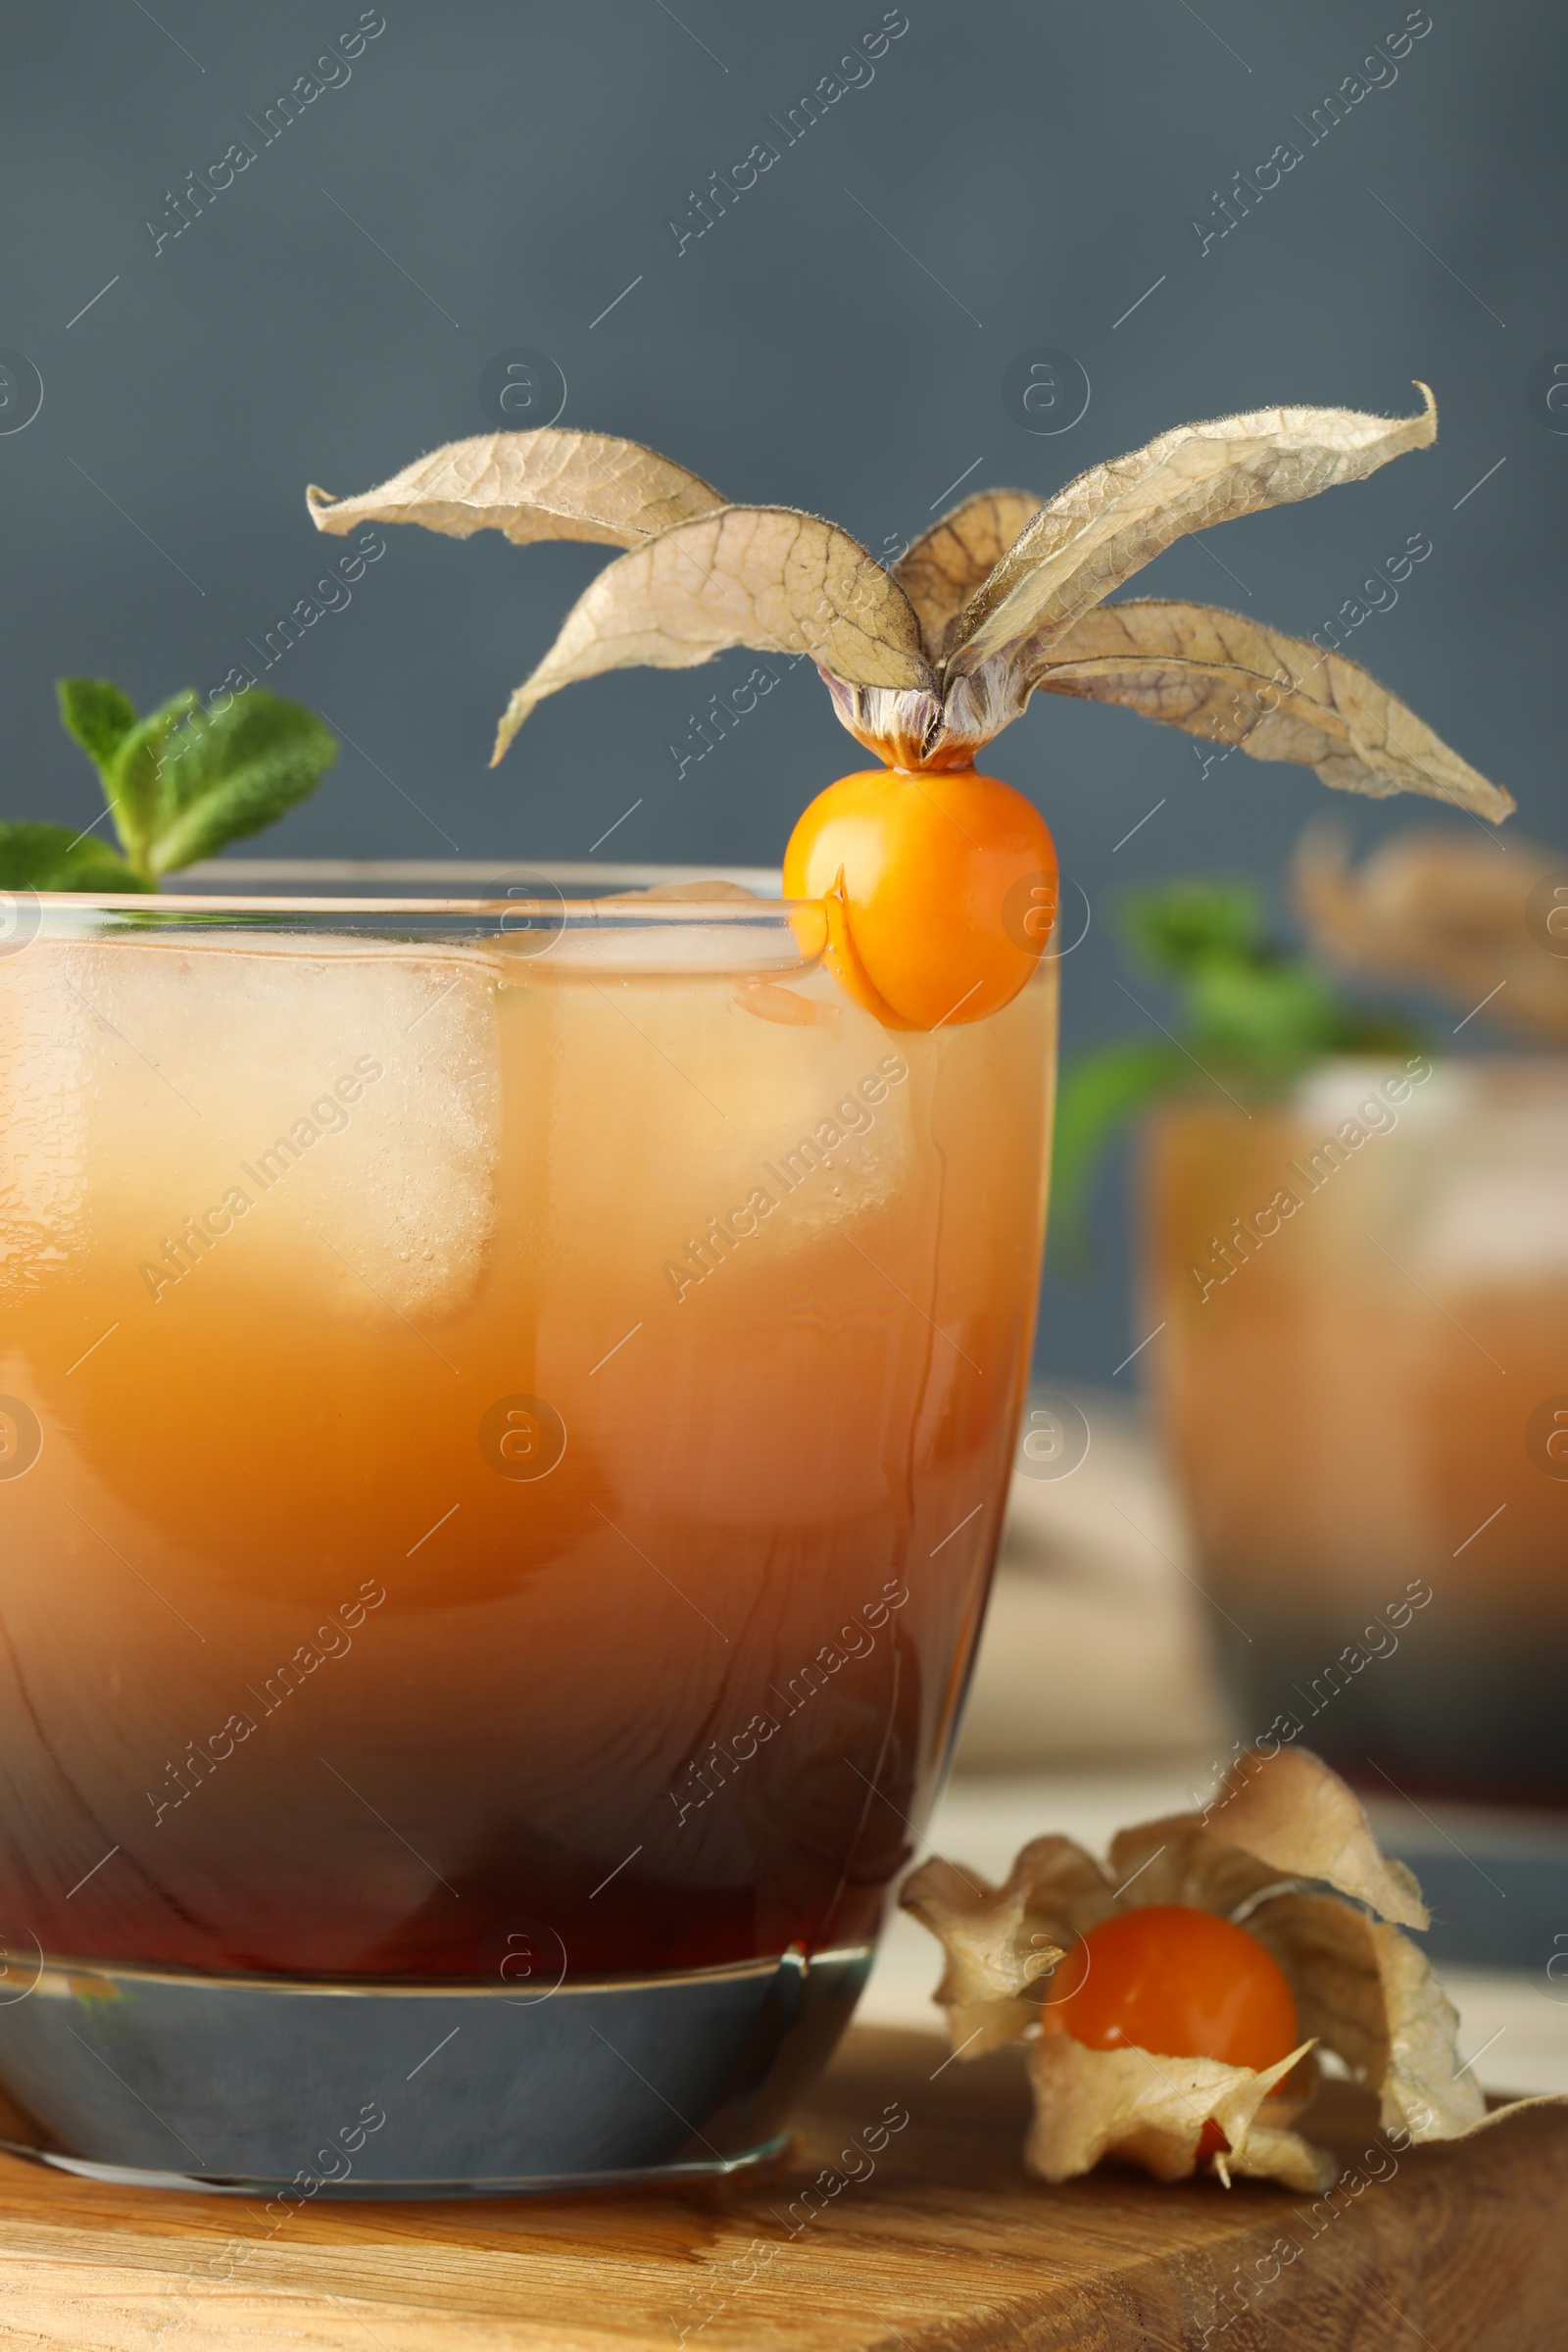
[0,887,1054,2192]
[1143,1056,1568,1807]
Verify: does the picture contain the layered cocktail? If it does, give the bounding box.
[1144,1058,1568,1805]
[0,894,1054,2187]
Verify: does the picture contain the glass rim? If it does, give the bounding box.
[20,890,823,919]
[9,888,835,972]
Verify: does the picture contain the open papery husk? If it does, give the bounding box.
[1295,823,1568,1043]
[898,1855,1066,2054]
[1027,2036,1328,2191]
[307,398,1511,818]
[307,428,726,549]
[899,1745,1544,2191]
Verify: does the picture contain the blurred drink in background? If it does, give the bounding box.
[1145,1057,1568,1806]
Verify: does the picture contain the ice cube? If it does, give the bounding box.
[0,937,501,1323]
[525,961,918,1280]
[0,951,95,1298]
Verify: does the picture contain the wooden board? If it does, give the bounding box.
[0,2025,1560,2349]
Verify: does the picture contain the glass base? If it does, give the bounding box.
[0,1944,871,2195]
[18,2135,793,2202]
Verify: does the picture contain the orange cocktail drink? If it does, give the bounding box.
[0,897,1053,1997]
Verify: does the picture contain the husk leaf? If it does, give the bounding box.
[1028,599,1511,820]
[1244,1890,1486,2141]
[945,389,1438,678]
[1095,1820,1312,1922]
[491,507,932,761]
[307,428,725,550]
[1197,1745,1430,1928]
[899,1851,1067,2054]
[1295,824,1566,1039]
[1025,2035,1329,2188]
[894,489,1044,663]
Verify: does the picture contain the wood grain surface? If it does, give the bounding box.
[0,2025,1560,2349]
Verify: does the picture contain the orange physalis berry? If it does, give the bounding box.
[1041,1904,1299,2078]
[782,767,1057,1031]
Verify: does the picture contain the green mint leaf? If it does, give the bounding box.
[143,691,338,874]
[105,690,201,870]
[1122,880,1264,977]
[1051,877,1425,1238]
[0,821,151,894]
[1185,956,1343,1083]
[1050,1038,1188,1263]
[56,678,139,779]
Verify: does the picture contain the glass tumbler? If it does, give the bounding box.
[1143,1055,1568,1808]
[0,889,1054,2194]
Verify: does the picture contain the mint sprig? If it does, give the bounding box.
[0,678,338,894]
[0,820,149,894]
[1051,880,1422,1256]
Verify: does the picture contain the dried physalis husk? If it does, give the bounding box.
[901,1746,1553,2192]
[307,396,1510,822]
[1027,2036,1325,2191]
[944,393,1439,685]
[1294,823,1568,1041]
[488,507,932,764]
[307,428,725,549]
[1193,1740,1428,1927]
[1027,601,1511,820]
[897,1852,1068,2054]
[828,388,1505,813]
[892,489,1045,664]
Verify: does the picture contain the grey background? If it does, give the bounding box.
[3,0,1563,1382]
